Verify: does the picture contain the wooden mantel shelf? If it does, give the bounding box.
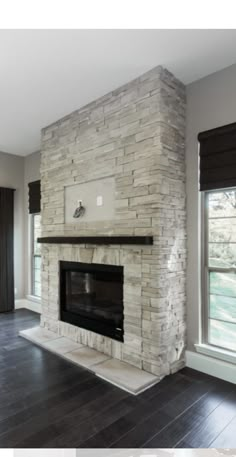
[37,236,153,245]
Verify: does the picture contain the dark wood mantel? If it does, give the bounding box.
[38,236,153,245]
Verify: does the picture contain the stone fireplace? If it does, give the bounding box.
[38,65,187,381]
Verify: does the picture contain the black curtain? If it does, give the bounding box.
[198,122,236,191]
[0,188,14,312]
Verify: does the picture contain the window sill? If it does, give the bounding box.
[195,343,236,365]
[26,294,41,305]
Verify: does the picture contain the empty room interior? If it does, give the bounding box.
[1,28,236,449]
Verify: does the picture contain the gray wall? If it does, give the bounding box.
[24,151,41,296]
[186,63,236,350]
[0,151,24,298]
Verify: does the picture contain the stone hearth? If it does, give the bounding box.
[24,65,187,388]
[20,326,159,395]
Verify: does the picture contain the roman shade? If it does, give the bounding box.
[28,180,41,214]
[198,122,236,191]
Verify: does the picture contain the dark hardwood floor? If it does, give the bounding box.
[0,309,236,448]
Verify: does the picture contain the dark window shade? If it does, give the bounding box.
[29,180,41,214]
[198,122,236,191]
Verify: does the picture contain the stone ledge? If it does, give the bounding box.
[19,326,159,395]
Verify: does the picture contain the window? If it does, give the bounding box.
[203,189,236,352]
[32,213,41,298]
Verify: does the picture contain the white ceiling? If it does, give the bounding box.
[1,29,236,156]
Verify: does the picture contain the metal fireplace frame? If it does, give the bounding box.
[59,260,124,342]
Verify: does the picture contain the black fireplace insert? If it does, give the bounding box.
[60,261,124,342]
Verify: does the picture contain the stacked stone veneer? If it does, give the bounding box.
[40,66,186,378]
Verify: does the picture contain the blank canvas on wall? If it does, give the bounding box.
[64,177,115,223]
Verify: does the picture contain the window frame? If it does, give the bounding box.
[201,187,236,353]
[31,212,41,299]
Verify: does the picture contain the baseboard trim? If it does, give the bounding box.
[15,299,41,314]
[186,350,236,385]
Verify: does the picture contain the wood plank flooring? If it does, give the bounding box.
[0,309,236,448]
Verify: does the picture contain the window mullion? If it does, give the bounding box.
[208,267,236,273]
[201,191,209,345]
[205,191,210,346]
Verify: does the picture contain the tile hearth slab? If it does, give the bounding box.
[20,326,159,395]
[95,358,159,395]
[43,337,82,354]
[64,346,110,369]
[19,327,82,355]
[19,326,59,344]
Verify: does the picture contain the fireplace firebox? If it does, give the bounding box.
[60,261,124,342]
